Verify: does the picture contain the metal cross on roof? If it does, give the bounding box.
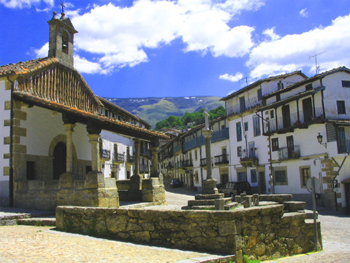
[60,2,65,14]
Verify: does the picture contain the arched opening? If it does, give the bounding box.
[62,31,69,54]
[53,142,66,180]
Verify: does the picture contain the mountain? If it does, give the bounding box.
[104,96,224,128]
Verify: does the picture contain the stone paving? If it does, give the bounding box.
[0,182,350,262]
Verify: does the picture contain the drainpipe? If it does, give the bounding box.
[7,75,15,207]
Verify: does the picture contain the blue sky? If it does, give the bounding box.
[1,0,350,98]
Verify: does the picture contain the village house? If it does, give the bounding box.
[0,11,168,210]
[259,66,350,214]
[159,116,229,190]
[220,71,308,194]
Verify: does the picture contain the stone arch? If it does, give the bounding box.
[48,134,78,178]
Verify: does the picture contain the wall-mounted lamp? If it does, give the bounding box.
[317,133,327,148]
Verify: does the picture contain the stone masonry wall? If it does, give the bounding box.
[56,204,321,260]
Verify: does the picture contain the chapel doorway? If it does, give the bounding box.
[53,142,66,180]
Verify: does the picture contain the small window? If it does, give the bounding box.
[62,31,68,54]
[253,115,261,137]
[195,150,198,160]
[337,101,346,114]
[274,170,288,185]
[271,138,279,151]
[251,169,257,183]
[342,80,350,87]
[270,110,275,119]
[26,161,35,180]
[277,81,284,90]
[237,146,242,157]
[306,84,313,91]
[195,171,199,183]
[257,89,262,101]
[236,122,242,142]
[300,167,311,187]
[276,94,281,101]
[244,122,248,132]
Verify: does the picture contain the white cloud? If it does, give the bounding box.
[263,27,280,41]
[69,0,262,74]
[247,14,350,78]
[74,55,106,74]
[300,8,308,18]
[0,0,52,8]
[33,42,48,58]
[219,72,243,82]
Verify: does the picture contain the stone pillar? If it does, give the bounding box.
[151,140,160,178]
[63,123,76,174]
[133,139,140,176]
[88,133,100,172]
[202,129,218,195]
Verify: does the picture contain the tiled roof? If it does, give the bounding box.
[0,57,59,77]
[13,91,169,140]
[221,71,307,101]
[98,97,150,128]
[264,66,350,99]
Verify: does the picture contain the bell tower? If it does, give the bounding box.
[48,5,78,69]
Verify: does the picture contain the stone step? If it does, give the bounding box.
[195,193,224,200]
[283,201,306,212]
[188,197,233,206]
[17,217,56,227]
[303,209,319,219]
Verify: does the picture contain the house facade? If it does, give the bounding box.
[159,116,229,190]
[0,12,167,209]
[259,67,350,213]
[221,71,308,194]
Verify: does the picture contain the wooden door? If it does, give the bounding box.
[286,136,294,159]
[258,171,266,194]
[282,105,291,128]
[302,98,313,122]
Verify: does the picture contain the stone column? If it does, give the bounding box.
[151,140,160,177]
[201,110,218,195]
[88,133,100,172]
[133,139,140,176]
[63,123,76,174]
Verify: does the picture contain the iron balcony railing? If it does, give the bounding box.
[100,149,110,159]
[278,145,300,160]
[200,158,206,166]
[183,159,193,167]
[214,154,229,165]
[266,107,324,133]
[226,97,262,116]
[113,153,125,163]
[127,155,134,163]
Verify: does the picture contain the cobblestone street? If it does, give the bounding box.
[0,183,350,262]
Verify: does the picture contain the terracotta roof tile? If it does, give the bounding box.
[0,57,59,77]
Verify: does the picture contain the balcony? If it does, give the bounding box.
[127,155,134,164]
[100,149,110,160]
[182,159,193,167]
[200,158,206,167]
[265,107,324,134]
[226,97,262,116]
[173,145,182,154]
[278,145,300,160]
[113,153,125,163]
[240,149,258,167]
[214,154,229,165]
[184,136,205,152]
[211,128,229,142]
